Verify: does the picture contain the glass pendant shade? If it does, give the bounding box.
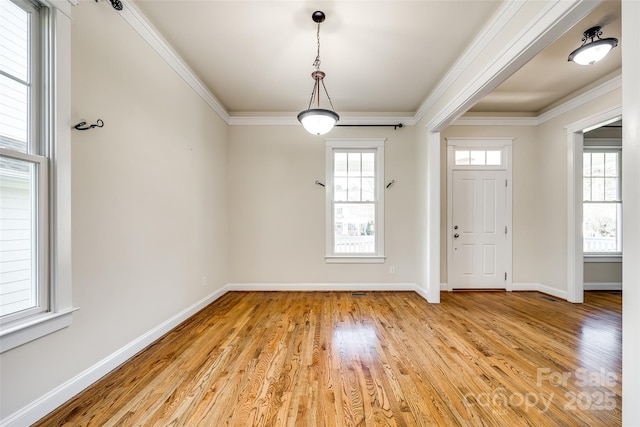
[298,108,339,135]
[568,27,618,65]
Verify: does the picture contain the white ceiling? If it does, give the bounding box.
[130,0,621,118]
[471,0,621,114]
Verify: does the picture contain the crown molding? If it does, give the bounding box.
[118,0,416,127]
[453,73,621,127]
[117,0,613,130]
[336,116,417,126]
[227,115,416,127]
[452,116,539,126]
[119,0,231,124]
[227,116,298,126]
[536,73,621,124]
[413,0,527,124]
[426,0,599,132]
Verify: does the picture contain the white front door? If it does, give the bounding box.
[450,170,507,289]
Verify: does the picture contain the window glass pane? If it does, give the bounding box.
[583,153,591,176]
[334,177,347,201]
[347,177,361,201]
[348,153,361,177]
[486,150,501,165]
[0,0,29,82]
[470,150,485,165]
[605,178,618,201]
[583,178,591,201]
[0,156,37,316]
[591,177,604,201]
[455,150,469,165]
[0,75,28,152]
[334,153,347,177]
[605,152,619,177]
[361,177,374,201]
[591,152,605,177]
[584,203,620,253]
[333,203,375,254]
[361,153,374,177]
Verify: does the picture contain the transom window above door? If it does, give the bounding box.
[454,149,502,166]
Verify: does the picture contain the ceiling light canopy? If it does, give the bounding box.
[568,26,618,66]
[297,11,339,136]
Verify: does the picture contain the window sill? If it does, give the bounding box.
[326,256,386,264]
[584,255,622,263]
[0,307,79,353]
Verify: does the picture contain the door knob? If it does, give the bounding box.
[454,233,459,238]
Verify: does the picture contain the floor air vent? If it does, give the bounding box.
[351,292,368,296]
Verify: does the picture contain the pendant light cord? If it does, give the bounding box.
[314,23,321,70]
[305,20,337,112]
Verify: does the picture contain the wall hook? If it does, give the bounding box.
[74,119,104,131]
[315,180,325,187]
[386,180,395,189]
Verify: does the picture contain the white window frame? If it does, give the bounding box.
[325,138,385,263]
[0,0,75,353]
[582,142,622,262]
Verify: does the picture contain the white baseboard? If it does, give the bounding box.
[3,283,420,426]
[413,285,431,302]
[509,282,568,300]
[445,282,569,300]
[1,285,231,427]
[509,282,539,291]
[4,280,586,426]
[584,282,622,291]
[535,283,568,300]
[228,283,417,292]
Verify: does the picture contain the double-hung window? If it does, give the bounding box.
[325,139,385,263]
[583,148,622,256]
[1,0,73,353]
[1,0,48,324]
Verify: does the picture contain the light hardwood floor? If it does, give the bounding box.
[35,291,622,426]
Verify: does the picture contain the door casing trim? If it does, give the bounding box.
[446,137,513,292]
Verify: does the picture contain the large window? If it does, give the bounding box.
[1,0,73,353]
[325,139,385,262]
[1,0,48,323]
[583,148,622,254]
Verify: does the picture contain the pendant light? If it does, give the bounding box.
[297,11,339,135]
[568,26,618,66]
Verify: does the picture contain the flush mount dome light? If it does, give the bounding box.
[297,11,339,136]
[568,26,618,65]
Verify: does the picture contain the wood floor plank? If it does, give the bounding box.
[34,291,622,426]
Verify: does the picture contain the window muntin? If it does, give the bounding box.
[1,0,48,324]
[583,149,622,254]
[454,149,502,166]
[332,150,376,254]
[326,139,384,262]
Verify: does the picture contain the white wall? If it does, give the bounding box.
[583,263,621,283]
[622,0,640,423]
[413,0,596,299]
[2,0,635,422]
[439,88,621,290]
[0,2,229,418]
[535,89,621,292]
[227,125,417,285]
